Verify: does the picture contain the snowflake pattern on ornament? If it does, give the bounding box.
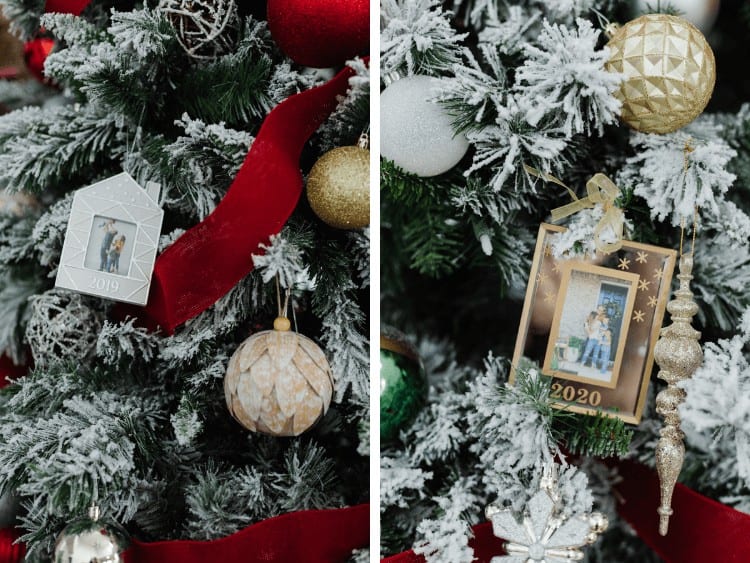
[486,466,607,563]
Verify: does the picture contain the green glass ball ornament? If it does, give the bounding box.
[380,330,427,442]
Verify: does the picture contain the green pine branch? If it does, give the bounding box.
[382,159,468,278]
[381,158,449,207]
[0,105,120,194]
[178,54,273,129]
[556,412,633,459]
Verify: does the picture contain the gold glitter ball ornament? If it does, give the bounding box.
[605,14,716,134]
[306,144,370,230]
[224,318,335,437]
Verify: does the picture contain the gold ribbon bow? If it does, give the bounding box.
[524,165,624,254]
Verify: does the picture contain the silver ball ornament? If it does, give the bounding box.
[380,74,469,177]
[53,506,128,563]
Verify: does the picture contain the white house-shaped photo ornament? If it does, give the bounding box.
[55,172,164,306]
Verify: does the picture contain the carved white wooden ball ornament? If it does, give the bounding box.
[224,319,335,437]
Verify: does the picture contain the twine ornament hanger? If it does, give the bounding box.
[274,274,297,333]
[523,164,625,253]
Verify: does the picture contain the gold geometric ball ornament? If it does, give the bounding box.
[307,144,370,230]
[224,317,335,437]
[605,14,716,134]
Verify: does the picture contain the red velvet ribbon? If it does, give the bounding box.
[614,460,750,562]
[0,355,27,388]
[125,504,369,563]
[0,528,25,563]
[117,64,360,333]
[0,505,367,563]
[44,0,90,14]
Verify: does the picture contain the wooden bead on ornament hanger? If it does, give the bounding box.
[223,276,335,437]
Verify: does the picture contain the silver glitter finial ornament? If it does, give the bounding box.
[158,0,239,60]
[53,505,128,563]
[485,464,609,562]
[653,253,702,536]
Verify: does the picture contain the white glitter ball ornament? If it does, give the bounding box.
[224,317,334,437]
[380,75,469,177]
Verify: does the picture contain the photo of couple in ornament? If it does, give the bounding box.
[545,266,637,387]
[83,215,136,278]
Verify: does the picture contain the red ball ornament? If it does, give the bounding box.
[23,37,55,82]
[267,0,368,68]
[44,0,91,15]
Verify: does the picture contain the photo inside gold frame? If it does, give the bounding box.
[542,263,639,390]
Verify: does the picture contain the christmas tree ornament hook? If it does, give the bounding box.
[88,504,100,522]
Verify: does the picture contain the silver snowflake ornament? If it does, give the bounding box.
[486,472,608,563]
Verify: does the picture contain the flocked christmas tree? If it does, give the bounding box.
[0,1,369,560]
[381,0,750,561]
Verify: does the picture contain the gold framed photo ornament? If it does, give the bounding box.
[510,224,677,424]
